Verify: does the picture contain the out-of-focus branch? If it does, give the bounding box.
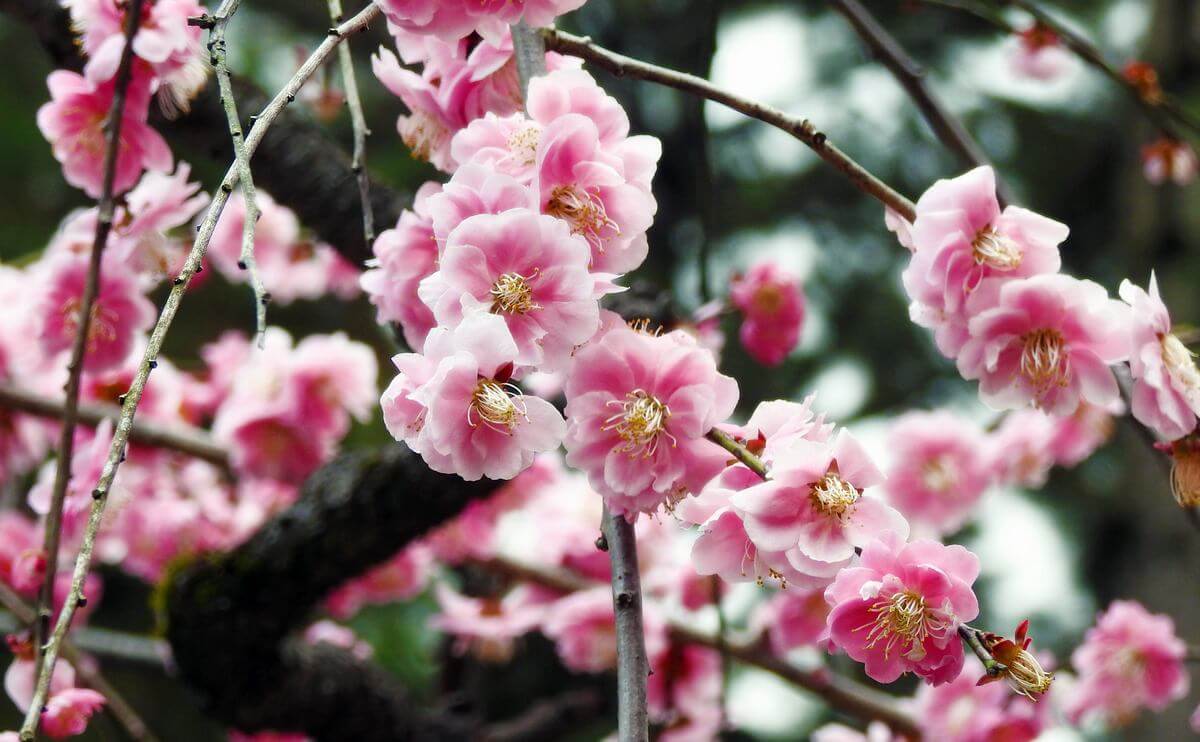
[23,9,383,739]
[0,583,160,742]
[830,0,1014,206]
[0,384,230,469]
[480,689,605,742]
[35,0,145,697]
[0,0,406,265]
[0,612,167,667]
[477,556,922,738]
[539,27,918,220]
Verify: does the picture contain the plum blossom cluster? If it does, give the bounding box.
[893,166,1200,443]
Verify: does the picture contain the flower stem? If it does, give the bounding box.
[705,427,769,479]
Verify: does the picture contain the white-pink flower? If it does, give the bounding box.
[420,209,611,372]
[732,430,908,564]
[562,318,738,516]
[1119,274,1200,440]
[958,274,1131,415]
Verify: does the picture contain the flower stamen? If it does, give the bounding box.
[1019,328,1069,392]
[972,227,1022,271]
[467,379,528,433]
[810,470,860,516]
[602,389,675,458]
[490,271,539,315]
[546,184,619,251]
[856,591,948,660]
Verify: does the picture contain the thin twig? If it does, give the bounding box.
[0,384,230,469]
[601,507,650,742]
[830,0,1014,206]
[208,0,267,342]
[0,584,160,741]
[957,624,1005,678]
[18,7,381,738]
[538,27,917,221]
[705,428,769,478]
[328,0,375,246]
[475,556,921,737]
[35,0,147,678]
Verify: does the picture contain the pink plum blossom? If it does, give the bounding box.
[880,410,993,536]
[916,666,1046,742]
[115,162,210,279]
[4,657,105,740]
[646,641,721,732]
[904,166,1066,359]
[755,586,832,654]
[732,430,908,564]
[1066,600,1189,727]
[825,531,980,686]
[562,318,738,517]
[957,274,1131,415]
[535,113,659,274]
[326,545,433,619]
[1119,274,1200,440]
[420,209,612,372]
[691,504,843,590]
[374,0,586,44]
[730,261,806,366]
[450,113,544,182]
[527,69,633,149]
[0,513,44,595]
[361,183,441,349]
[540,587,655,673]
[382,312,565,481]
[37,70,171,198]
[431,584,545,663]
[32,251,155,372]
[426,163,531,244]
[1008,24,1074,81]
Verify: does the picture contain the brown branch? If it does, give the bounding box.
[0,583,160,742]
[830,0,1015,206]
[35,0,145,688]
[476,557,921,738]
[0,384,230,469]
[601,508,649,741]
[539,27,918,221]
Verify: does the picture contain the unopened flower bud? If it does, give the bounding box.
[1167,437,1200,508]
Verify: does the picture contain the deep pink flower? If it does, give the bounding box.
[647,641,721,727]
[4,658,105,740]
[33,251,155,372]
[1066,600,1189,727]
[729,261,806,366]
[916,666,1046,742]
[880,411,993,536]
[1119,274,1200,440]
[382,312,565,481]
[825,531,980,685]
[562,318,738,517]
[535,113,658,274]
[903,167,1066,359]
[957,274,1131,415]
[421,209,611,372]
[37,70,171,198]
[732,430,907,564]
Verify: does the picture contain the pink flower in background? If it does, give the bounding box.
[326,545,433,619]
[37,70,171,198]
[1141,138,1198,186]
[384,313,565,480]
[1066,600,1188,727]
[290,332,379,435]
[880,410,993,536]
[730,261,806,366]
[421,209,610,372]
[826,531,980,685]
[957,274,1131,415]
[563,318,738,517]
[916,666,1046,742]
[646,642,721,729]
[114,163,210,279]
[431,584,545,663]
[1120,274,1200,440]
[535,113,658,274]
[0,513,44,595]
[903,166,1065,359]
[33,251,155,372]
[4,658,105,740]
[542,587,628,673]
[1008,24,1073,81]
[756,586,832,654]
[732,430,907,563]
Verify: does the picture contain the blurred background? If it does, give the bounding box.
[1,0,1199,738]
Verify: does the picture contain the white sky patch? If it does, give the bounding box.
[728,667,822,738]
[806,358,871,420]
[1102,0,1150,51]
[708,8,811,131]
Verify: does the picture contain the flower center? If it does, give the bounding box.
[490,271,538,315]
[1019,328,1069,391]
[400,110,450,163]
[468,379,527,432]
[752,284,785,314]
[971,227,1022,271]
[506,124,541,167]
[61,297,119,351]
[1161,333,1200,396]
[921,456,958,494]
[603,390,675,458]
[859,590,949,660]
[546,184,619,251]
[809,470,859,516]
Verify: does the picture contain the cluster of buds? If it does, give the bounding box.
[973,620,1054,700]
